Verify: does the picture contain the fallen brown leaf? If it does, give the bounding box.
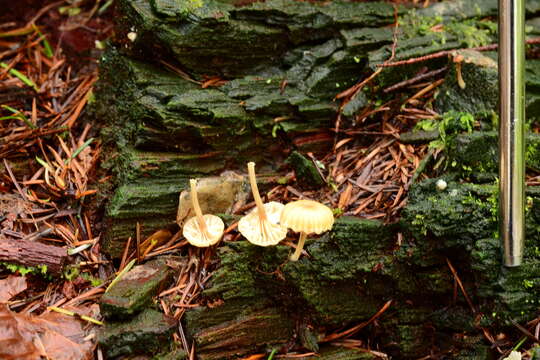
[0,305,93,360]
[0,275,27,302]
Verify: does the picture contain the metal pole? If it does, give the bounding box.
[499,0,525,267]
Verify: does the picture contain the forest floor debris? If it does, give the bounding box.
[1,0,540,359]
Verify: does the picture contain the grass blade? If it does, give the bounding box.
[105,258,136,293]
[0,62,39,91]
[0,115,26,121]
[0,25,34,38]
[1,105,36,129]
[35,156,53,171]
[33,25,54,58]
[66,138,94,164]
[48,306,104,325]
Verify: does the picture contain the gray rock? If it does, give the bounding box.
[176,171,248,227]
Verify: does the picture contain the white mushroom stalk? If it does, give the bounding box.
[291,232,308,261]
[248,162,268,220]
[289,231,307,261]
[182,179,224,247]
[238,162,286,246]
[190,179,210,238]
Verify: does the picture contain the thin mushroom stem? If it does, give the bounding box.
[290,232,307,261]
[247,162,267,221]
[190,179,210,238]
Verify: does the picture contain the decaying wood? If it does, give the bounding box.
[0,238,68,275]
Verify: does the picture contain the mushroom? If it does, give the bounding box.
[435,179,447,191]
[238,162,287,246]
[182,179,224,247]
[280,199,334,261]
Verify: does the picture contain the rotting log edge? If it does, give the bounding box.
[0,238,68,275]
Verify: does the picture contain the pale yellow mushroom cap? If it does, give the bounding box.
[280,200,334,234]
[183,214,224,247]
[238,201,287,246]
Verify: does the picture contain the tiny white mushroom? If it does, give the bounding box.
[182,179,224,247]
[127,32,137,42]
[502,351,521,360]
[436,179,447,191]
[238,162,287,246]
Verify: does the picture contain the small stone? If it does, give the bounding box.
[176,171,248,227]
[100,260,174,320]
[287,151,325,189]
[98,308,176,359]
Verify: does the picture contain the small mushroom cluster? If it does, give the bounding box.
[180,162,334,261]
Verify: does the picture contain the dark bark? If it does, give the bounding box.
[93,0,540,357]
[0,238,67,275]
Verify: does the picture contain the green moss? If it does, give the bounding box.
[98,308,176,358]
[80,273,104,287]
[399,9,444,38]
[402,180,495,245]
[126,148,226,180]
[415,111,475,150]
[404,179,540,323]
[417,0,498,21]
[107,181,179,220]
[340,27,393,53]
[304,50,365,99]
[152,345,187,360]
[203,244,267,301]
[151,0,203,17]
[434,51,498,116]
[190,218,397,328]
[100,260,173,319]
[287,151,325,189]
[446,132,540,180]
[314,346,377,360]
[1,262,50,278]
[400,8,495,47]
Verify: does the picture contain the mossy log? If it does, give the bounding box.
[182,184,540,359]
[95,0,540,257]
[94,0,540,358]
